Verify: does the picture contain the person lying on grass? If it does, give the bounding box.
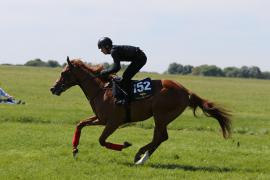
[0,87,25,104]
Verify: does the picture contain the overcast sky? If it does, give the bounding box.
[0,0,269,72]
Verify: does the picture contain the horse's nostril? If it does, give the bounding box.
[50,87,55,92]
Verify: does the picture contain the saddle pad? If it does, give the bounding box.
[131,78,153,100]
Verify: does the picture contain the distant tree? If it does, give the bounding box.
[47,60,61,68]
[168,63,179,74]
[166,62,269,80]
[182,65,193,74]
[202,65,224,76]
[25,59,47,67]
[191,66,202,75]
[192,65,224,77]
[261,72,270,79]
[176,64,184,74]
[223,67,240,77]
[168,63,186,74]
[166,63,193,75]
[238,66,250,78]
[248,66,262,78]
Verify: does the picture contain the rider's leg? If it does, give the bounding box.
[116,58,146,104]
[122,58,147,85]
[113,54,146,105]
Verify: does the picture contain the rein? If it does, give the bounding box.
[68,65,105,102]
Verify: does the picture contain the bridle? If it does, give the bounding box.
[66,57,105,102]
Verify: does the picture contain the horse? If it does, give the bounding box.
[50,57,232,164]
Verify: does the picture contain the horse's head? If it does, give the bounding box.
[50,57,81,96]
[50,57,109,96]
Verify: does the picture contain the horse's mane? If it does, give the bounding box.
[72,59,104,74]
[71,59,113,83]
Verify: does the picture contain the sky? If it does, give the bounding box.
[0,0,269,73]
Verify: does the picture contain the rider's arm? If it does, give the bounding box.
[100,50,121,76]
[100,60,121,76]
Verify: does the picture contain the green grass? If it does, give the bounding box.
[0,65,270,179]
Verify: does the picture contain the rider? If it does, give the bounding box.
[97,37,147,105]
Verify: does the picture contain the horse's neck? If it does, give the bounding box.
[78,77,105,103]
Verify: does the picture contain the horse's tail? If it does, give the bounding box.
[188,92,232,138]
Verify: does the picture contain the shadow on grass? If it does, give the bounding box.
[149,163,235,172]
[1,116,53,124]
[122,162,235,173]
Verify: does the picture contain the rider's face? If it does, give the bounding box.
[101,47,110,55]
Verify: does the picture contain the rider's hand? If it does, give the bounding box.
[96,70,108,79]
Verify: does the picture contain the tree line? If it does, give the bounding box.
[3,58,270,80]
[24,58,62,67]
[23,59,129,69]
[166,63,270,80]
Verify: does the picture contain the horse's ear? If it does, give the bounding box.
[67,56,73,68]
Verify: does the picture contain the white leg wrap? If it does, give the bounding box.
[135,151,149,165]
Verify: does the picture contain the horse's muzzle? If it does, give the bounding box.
[50,87,61,96]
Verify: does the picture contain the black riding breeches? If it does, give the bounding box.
[122,55,147,90]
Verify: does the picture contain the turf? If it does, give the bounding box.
[0,65,269,179]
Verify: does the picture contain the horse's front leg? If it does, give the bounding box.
[99,122,132,151]
[72,115,103,157]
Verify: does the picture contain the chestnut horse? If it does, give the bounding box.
[50,57,231,164]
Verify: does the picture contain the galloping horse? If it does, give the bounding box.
[50,57,232,164]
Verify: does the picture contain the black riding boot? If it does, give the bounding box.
[112,78,129,105]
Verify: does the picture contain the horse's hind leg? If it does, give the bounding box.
[134,105,186,163]
[134,125,168,163]
[148,127,168,156]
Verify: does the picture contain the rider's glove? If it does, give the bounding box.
[96,70,108,79]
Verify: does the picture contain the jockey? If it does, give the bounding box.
[97,37,147,105]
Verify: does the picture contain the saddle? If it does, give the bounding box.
[111,77,153,103]
[110,77,153,123]
[130,78,153,100]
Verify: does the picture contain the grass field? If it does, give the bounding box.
[0,65,270,179]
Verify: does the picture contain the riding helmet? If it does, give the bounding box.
[98,37,113,49]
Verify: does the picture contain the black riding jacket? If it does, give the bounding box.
[101,45,145,75]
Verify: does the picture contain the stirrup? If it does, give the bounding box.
[113,82,128,97]
[112,77,122,83]
[104,82,111,88]
[115,99,127,105]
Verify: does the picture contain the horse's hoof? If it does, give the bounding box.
[135,151,149,165]
[123,141,132,148]
[73,148,79,159]
[134,152,142,163]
